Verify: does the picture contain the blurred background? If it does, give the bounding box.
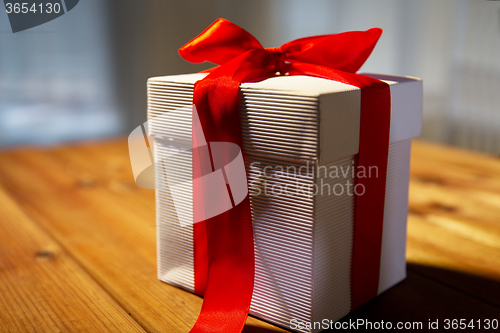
[1,0,499,154]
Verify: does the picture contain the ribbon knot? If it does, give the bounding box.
[265,46,283,56]
[265,47,286,74]
[179,18,392,333]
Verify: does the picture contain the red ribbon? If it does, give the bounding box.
[180,19,391,332]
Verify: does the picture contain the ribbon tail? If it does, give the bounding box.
[191,78,254,332]
[287,62,391,310]
[350,79,391,310]
[190,52,274,333]
[190,197,254,333]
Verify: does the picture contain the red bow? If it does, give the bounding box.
[180,18,391,333]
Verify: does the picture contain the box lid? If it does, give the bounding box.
[148,73,422,164]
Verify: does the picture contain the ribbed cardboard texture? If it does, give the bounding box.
[148,73,422,332]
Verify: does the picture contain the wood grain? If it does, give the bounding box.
[0,138,499,332]
[407,140,500,307]
[0,139,285,333]
[0,184,146,332]
[344,269,500,324]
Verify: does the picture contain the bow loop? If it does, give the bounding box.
[179,18,263,65]
[280,28,382,73]
[180,19,382,74]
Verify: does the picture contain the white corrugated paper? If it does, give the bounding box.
[148,73,422,333]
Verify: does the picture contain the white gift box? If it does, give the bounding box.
[148,73,422,333]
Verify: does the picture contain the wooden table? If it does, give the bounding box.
[0,139,499,332]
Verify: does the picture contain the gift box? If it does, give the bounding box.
[148,71,422,332]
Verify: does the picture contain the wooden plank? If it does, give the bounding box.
[0,184,146,333]
[0,138,499,332]
[343,269,500,326]
[407,140,500,307]
[0,139,285,333]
